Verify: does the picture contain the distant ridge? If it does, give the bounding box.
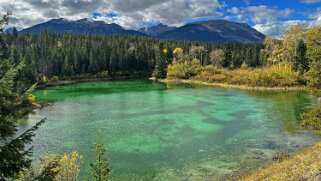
[160,20,265,43]
[20,18,146,36]
[20,18,265,43]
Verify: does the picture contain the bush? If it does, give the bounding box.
[37,75,48,84]
[302,105,321,135]
[98,71,109,78]
[18,151,83,181]
[195,65,221,75]
[28,94,36,104]
[246,63,300,86]
[167,61,301,87]
[167,60,191,79]
[49,76,59,83]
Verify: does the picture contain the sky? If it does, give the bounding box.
[1,0,321,36]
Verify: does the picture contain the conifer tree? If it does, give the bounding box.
[90,143,110,181]
[0,13,45,180]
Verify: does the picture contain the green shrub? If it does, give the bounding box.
[302,105,321,135]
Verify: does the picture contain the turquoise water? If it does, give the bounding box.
[26,80,318,180]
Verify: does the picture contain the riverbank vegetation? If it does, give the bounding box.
[167,61,302,87]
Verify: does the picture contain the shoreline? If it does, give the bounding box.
[159,78,306,91]
[37,76,150,89]
[239,141,321,180]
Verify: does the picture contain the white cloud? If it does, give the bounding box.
[253,20,307,38]
[227,5,310,37]
[301,0,321,4]
[228,5,293,24]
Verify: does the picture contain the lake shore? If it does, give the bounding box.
[37,75,150,89]
[239,141,321,181]
[37,77,113,89]
[158,78,306,91]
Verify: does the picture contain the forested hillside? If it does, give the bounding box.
[3,31,263,83]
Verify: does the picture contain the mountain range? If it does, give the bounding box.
[19,18,265,43]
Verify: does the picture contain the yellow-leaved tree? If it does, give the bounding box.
[18,151,83,181]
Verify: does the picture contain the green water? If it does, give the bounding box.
[26,80,318,180]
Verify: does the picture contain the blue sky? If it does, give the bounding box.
[1,0,321,36]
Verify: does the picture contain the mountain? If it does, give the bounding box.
[20,19,265,43]
[5,27,14,34]
[138,23,176,37]
[159,20,265,43]
[20,18,146,36]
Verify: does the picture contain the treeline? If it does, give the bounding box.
[2,31,263,82]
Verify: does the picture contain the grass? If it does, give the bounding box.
[238,142,321,181]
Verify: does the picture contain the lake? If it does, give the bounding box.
[26,80,318,180]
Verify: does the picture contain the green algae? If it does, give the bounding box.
[26,80,319,180]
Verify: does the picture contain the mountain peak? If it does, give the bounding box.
[48,18,69,23]
[138,23,176,37]
[77,18,93,23]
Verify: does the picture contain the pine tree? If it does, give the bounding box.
[153,44,167,79]
[0,13,45,180]
[0,61,45,180]
[62,55,74,76]
[88,50,98,74]
[294,39,308,74]
[90,143,110,181]
[12,27,18,39]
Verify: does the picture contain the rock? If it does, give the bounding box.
[272,152,290,162]
[252,150,265,155]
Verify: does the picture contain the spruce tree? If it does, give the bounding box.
[90,143,110,181]
[294,39,308,74]
[0,12,45,180]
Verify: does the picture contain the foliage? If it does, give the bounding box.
[282,25,308,62]
[154,44,173,79]
[305,26,321,62]
[167,60,189,79]
[18,151,82,181]
[166,59,202,79]
[246,63,300,86]
[189,45,207,66]
[302,106,321,135]
[169,60,300,87]
[260,36,282,65]
[90,143,111,181]
[0,13,45,180]
[300,27,321,137]
[305,60,321,96]
[53,151,82,181]
[0,68,44,177]
[209,49,225,66]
